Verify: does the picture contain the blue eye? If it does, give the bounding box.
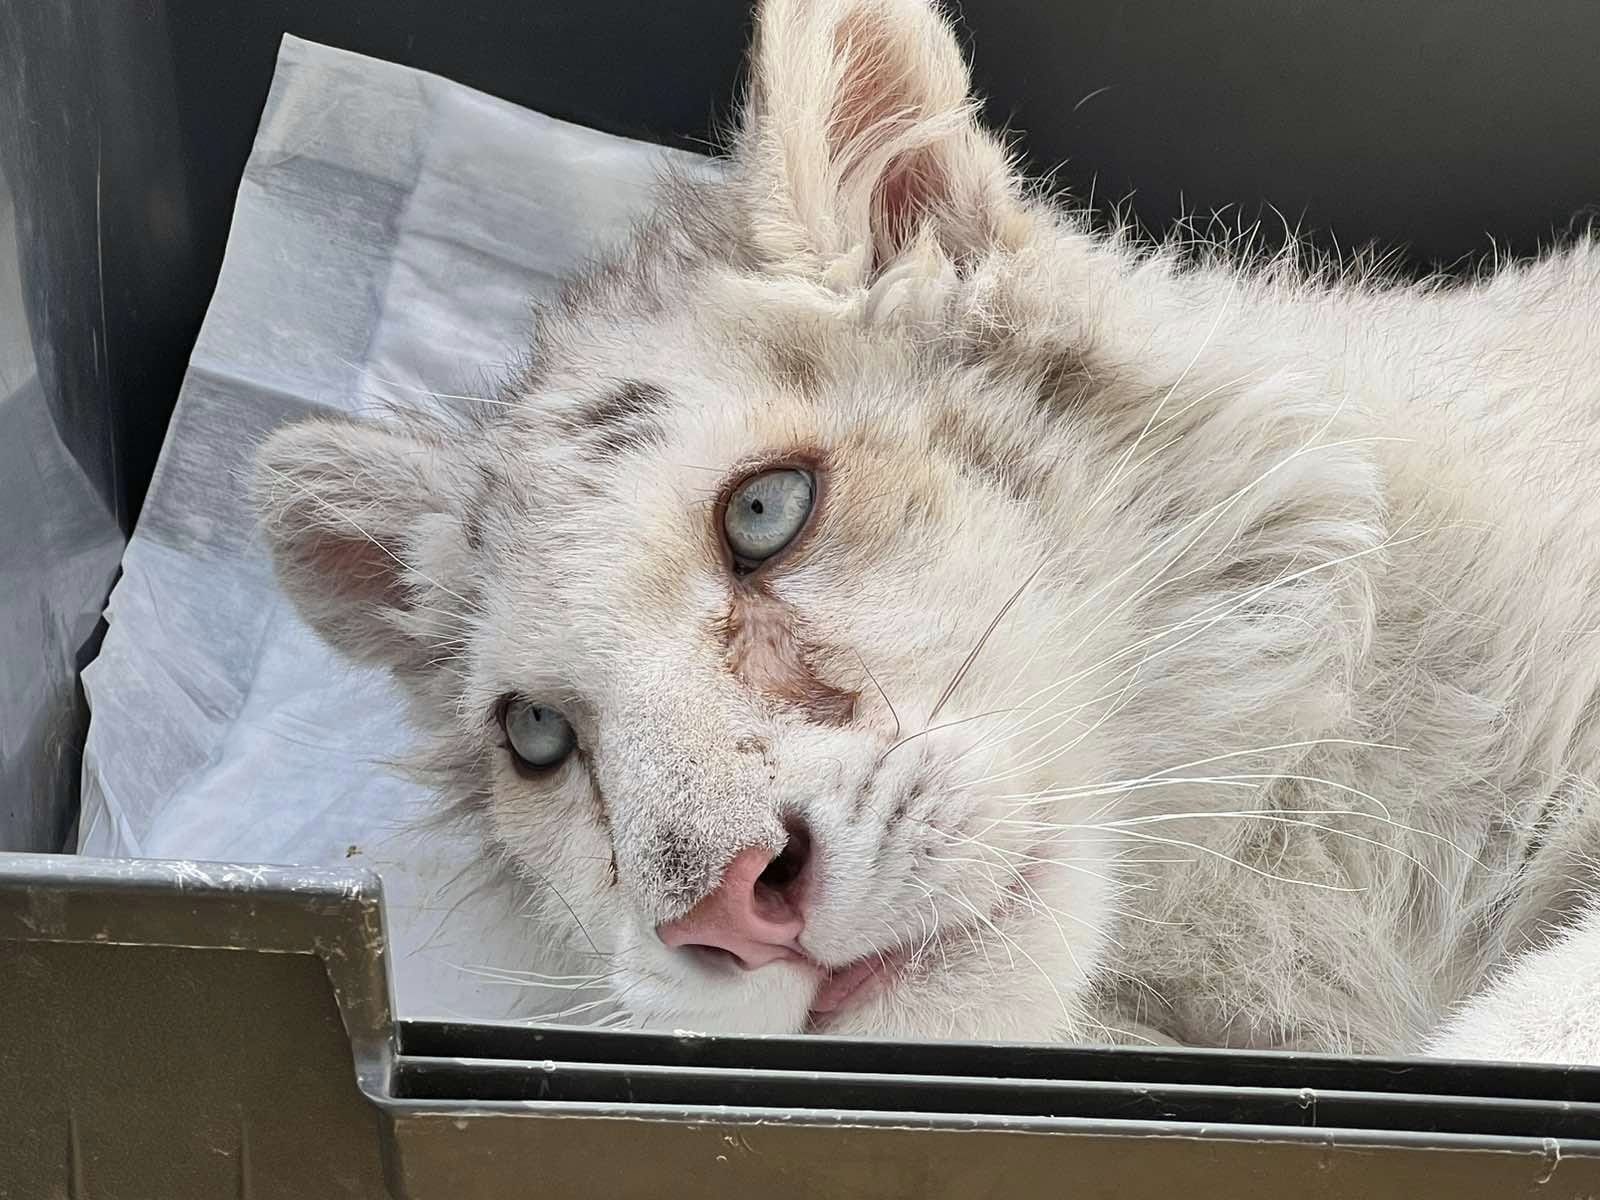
[724,469,814,565]
[503,698,576,770]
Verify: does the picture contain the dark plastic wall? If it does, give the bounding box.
[3,0,1598,851]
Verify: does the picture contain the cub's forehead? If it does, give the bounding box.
[492,380,811,477]
[463,392,769,597]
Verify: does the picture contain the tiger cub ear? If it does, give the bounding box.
[737,0,1028,280]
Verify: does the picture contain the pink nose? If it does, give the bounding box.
[656,845,807,970]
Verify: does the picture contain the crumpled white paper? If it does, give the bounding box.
[78,34,706,1022]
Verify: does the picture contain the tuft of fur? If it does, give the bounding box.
[253,0,1600,1056]
[1427,901,1600,1064]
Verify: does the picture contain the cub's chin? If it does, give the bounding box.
[808,957,1087,1044]
[808,919,1101,1044]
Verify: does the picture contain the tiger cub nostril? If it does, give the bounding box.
[687,944,744,970]
[757,819,813,899]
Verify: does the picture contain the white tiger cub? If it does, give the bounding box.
[253,0,1600,1060]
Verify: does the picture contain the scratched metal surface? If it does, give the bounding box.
[0,852,393,1197]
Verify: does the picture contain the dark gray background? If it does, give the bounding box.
[4,0,1598,850]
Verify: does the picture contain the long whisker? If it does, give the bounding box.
[1084,827,1364,892]
[878,707,1023,765]
[338,356,516,407]
[854,650,901,742]
[526,874,611,961]
[926,560,1049,726]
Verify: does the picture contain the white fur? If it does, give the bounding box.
[1428,903,1600,1065]
[253,0,1600,1059]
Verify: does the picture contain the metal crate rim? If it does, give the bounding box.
[6,849,1600,1157]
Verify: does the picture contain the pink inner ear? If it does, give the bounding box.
[298,530,411,611]
[829,10,952,269]
[872,148,946,268]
